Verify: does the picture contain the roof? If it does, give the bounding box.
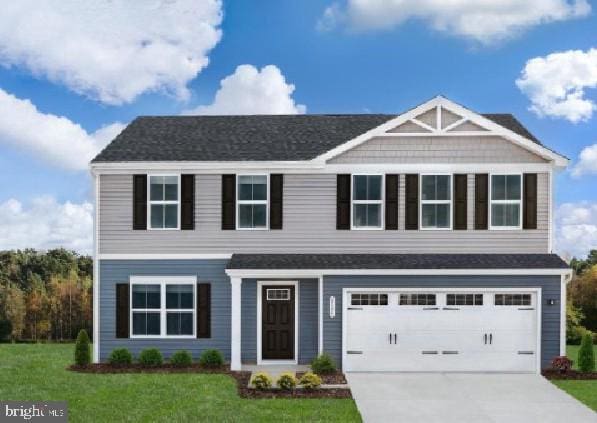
[91,113,542,163]
[227,253,569,270]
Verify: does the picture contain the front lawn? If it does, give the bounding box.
[549,345,597,412]
[0,344,361,422]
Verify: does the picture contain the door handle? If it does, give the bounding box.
[442,307,460,311]
[484,333,487,344]
[423,307,439,310]
[489,333,493,345]
[389,333,392,344]
[394,333,397,344]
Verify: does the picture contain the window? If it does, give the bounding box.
[149,175,179,229]
[131,278,195,338]
[490,174,522,229]
[447,294,483,306]
[352,175,383,229]
[495,294,531,306]
[421,174,451,229]
[266,289,290,300]
[351,293,388,306]
[399,293,436,306]
[237,175,268,229]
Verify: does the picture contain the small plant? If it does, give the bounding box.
[170,350,193,367]
[311,352,336,374]
[276,372,297,390]
[199,349,224,368]
[251,372,273,390]
[74,329,91,366]
[108,348,133,366]
[299,371,322,390]
[138,348,163,367]
[578,333,595,373]
[551,356,573,373]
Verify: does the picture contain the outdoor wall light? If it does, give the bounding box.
[329,296,336,318]
[547,299,557,306]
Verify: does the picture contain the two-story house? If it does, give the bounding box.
[90,96,572,373]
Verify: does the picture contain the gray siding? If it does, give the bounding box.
[322,275,561,370]
[99,173,549,254]
[328,136,547,164]
[241,279,257,362]
[98,259,231,361]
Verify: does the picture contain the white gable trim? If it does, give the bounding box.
[315,96,569,168]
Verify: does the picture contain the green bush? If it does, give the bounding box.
[311,352,336,374]
[138,348,163,367]
[299,371,322,390]
[74,329,91,366]
[578,333,595,373]
[567,324,594,345]
[170,350,193,367]
[108,348,132,366]
[199,349,224,367]
[0,319,12,341]
[276,372,297,390]
[251,372,273,390]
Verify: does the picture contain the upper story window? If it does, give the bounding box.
[352,175,383,229]
[149,175,179,230]
[490,174,521,229]
[237,175,268,229]
[421,174,451,229]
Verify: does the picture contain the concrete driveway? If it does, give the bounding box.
[346,373,597,423]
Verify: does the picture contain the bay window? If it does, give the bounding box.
[490,174,522,229]
[352,174,383,229]
[421,174,451,229]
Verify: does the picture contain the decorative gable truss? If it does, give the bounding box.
[316,96,568,168]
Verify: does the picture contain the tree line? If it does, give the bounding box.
[0,249,92,341]
[567,250,597,344]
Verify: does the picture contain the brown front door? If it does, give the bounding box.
[261,285,295,360]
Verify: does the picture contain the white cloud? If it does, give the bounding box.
[318,0,590,44]
[185,65,306,115]
[572,143,597,176]
[516,49,597,123]
[0,197,93,254]
[0,88,125,170]
[556,202,597,259]
[0,0,222,105]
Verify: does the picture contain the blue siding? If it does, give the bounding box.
[241,280,257,362]
[99,259,231,361]
[322,275,561,369]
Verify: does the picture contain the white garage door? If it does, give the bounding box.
[344,290,539,373]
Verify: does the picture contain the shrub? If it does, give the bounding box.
[276,372,297,390]
[138,348,163,367]
[551,356,573,373]
[311,352,336,374]
[74,329,91,366]
[251,372,273,390]
[0,319,12,341]
[578,333,595,373]
[108,348,133,366]
[199,349,224,368]
[299,371,321,390]
[170,350,193,367]
[567,323,594,345]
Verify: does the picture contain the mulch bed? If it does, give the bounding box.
[69,363,229,374]
[232,372,352,399]
[297,371,347,385]
[542,369,597,380]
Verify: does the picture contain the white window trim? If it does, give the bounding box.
[350,292,389,307]
[129,276,196,339]
[420,173,453,230]
[147,174,181,231]
[351,173,384,230]
[489,173,523,230]
[236,174,269,231]
[398,292,438,306]
[266,288,291,301]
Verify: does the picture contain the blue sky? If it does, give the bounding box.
[0,0,595,257]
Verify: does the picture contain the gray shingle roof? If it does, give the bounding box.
[227,254,569,270]
[92,113,543,163]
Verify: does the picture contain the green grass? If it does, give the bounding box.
[549,345,597,412]
[0,344,361,422]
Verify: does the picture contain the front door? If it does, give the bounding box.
[261,285,295,360]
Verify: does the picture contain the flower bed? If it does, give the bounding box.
[542,369,597,380]
[232,372,352,399]
[297,371,347,385]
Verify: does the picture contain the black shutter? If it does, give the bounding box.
[385,174,398,230]
[181,175,195,230]
[336,174,351,230]
[270,174,283,230]
[405,174,419,230]
[475,174,488,230]
[116,284,129,338]
[133,175,147,230]
[221,175,236,230]
[197,283,211,338]
[453,174,468,230]
[523,173,537,229]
